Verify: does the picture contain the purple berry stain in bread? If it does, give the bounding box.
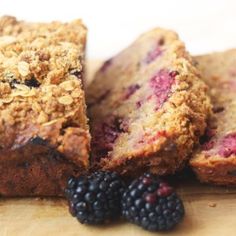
[149,70,177,111]
[144,39,165,64]
[100,58,113,72]
[136,100,142,108]
[218,133,236,157]
[202,141,215,151]
[200,128,216,151]
[92,116,126,161]
[145,47,162,64]
[123,84,140,100]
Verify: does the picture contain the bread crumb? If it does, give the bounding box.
[208,202,217,207]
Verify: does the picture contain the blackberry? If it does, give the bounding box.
[122,173,184,231]
[25,77,41,88]
[65,171,125,225]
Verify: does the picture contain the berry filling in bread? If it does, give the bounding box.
[144,38,165,64]
[149,70,177,111]
[100,58,113,72]
[123,84,140,100]
[200,131,236,158]
[200,128,216,151]
[144,44,163,64]
[218,133,236,157]
[92,116,127,161]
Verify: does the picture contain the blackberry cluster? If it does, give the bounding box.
[122,173,184,231]
[65,171,125,224]
[65,171,185,231]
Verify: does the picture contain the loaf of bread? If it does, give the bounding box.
[0,16,90,196]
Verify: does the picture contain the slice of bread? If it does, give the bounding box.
[190,50,236,185]
[87,28,211,176]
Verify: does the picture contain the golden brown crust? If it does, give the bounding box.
[88,28,211,176]
[191,157,236,186]
[0,16,90,196]
[100,142,184,177]
[190,50,236,186]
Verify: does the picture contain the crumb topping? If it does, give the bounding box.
[0,16,88,148]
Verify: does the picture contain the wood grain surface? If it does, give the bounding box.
[1,61,236,236]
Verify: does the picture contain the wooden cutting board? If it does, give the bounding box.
[1,61,236,236]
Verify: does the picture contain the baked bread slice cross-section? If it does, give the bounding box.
[87,28,211,176]
[190,50,236,185]
[0,16,90,196]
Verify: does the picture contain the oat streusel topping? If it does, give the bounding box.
[0,16,88,149]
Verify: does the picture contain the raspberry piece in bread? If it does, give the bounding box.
[87,28,211,176]
[190,50,236,185]
[0,16,90,196]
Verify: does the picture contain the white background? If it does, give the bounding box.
[0,0,236,59]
